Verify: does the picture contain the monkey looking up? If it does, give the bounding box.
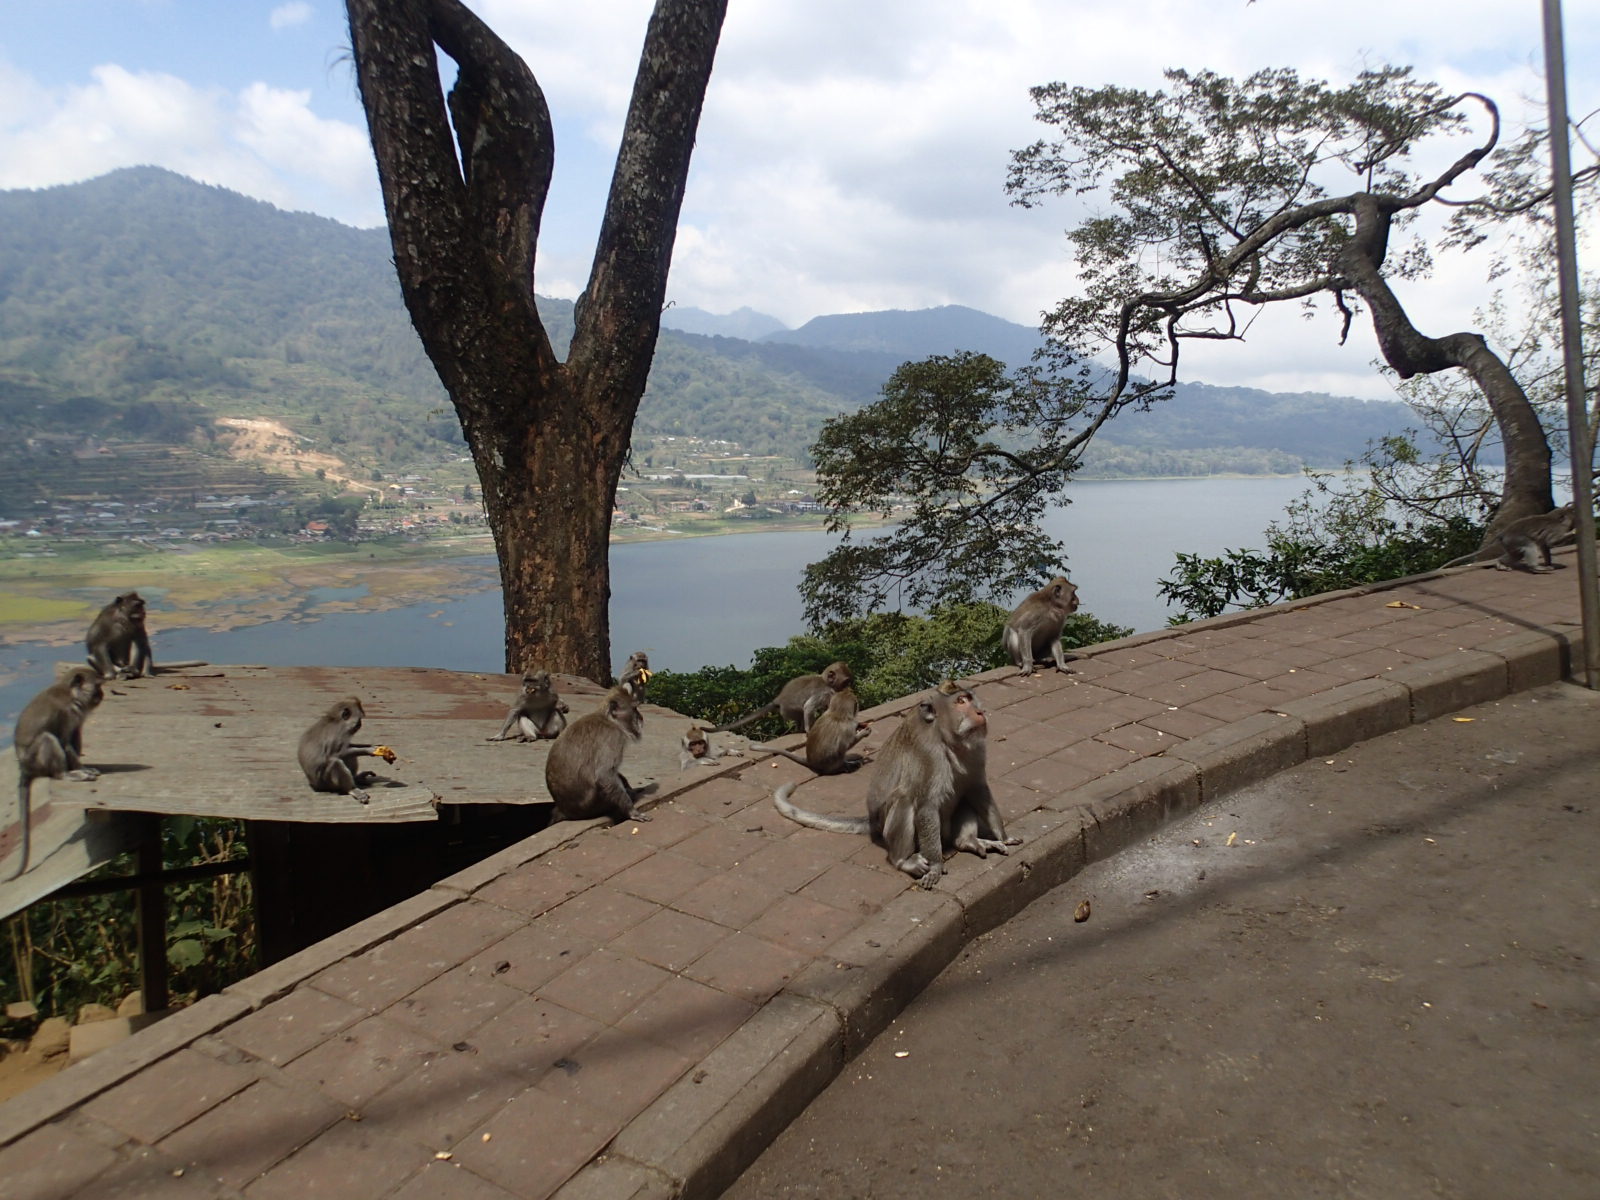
[712,661,854,733]
[1003,576,1080,677]
[545,687,651,824]
[85,592,155,679]
[298,696,386,804]
[773,685,1017,888]
[487,670,569,741]
[10,669,104,881]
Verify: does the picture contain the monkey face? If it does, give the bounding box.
[69,670,105,712]
[522,670,552,694]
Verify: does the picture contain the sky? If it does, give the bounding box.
[1,0,1596,400]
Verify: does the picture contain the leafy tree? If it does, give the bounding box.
[1008,67,1563,543]
[344,0,727,679]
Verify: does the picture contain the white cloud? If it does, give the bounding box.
[0,60,381,227]
[269,3,314,32]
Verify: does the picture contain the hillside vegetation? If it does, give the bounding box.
[0,168,1421,519]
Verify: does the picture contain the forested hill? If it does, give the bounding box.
[0,167,1416,482]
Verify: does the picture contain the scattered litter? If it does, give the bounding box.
[1225,831,1239,847]
[167,683,190,690]
[1385,600,1423,609]
[1452,717,1476,723]
[894,1051,910,1058]
[1424,837,1436,844]
[482,1133,492,1143]
[1073,899,1092,923]
[435,1152,453,1161]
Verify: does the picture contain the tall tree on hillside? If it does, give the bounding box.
[344,0,726,677]
[1009,67,1557,533]
[802,67,1577,626]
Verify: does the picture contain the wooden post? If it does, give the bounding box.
[134,814,169,1013]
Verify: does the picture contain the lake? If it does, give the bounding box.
[0,475,1313,724]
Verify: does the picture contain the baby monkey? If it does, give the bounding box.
[298,696,388,804]
[487,670,569,741]
[10,668,104,881]
[1003,576,1080,676]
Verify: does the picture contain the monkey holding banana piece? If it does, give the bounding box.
[546,686,651,823]
[618,650,652,702]
[713,661,854,733]
[487,670,569,741]
[10,668,104,881]
[86,591,155,679]
[774,685,1017,889]
[1003,576,1080,676]
[298,696,390,804]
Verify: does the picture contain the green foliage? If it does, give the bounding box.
[1158,463,1485,621]
[649,603,1133,737]
[801,353,1088,626]
[1,817,254,1019]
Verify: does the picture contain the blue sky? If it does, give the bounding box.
[2,0,1595,399]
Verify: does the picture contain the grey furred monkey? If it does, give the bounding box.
[750,686,871,775]
[1003,576,1080,676]
[298,696,387,804]
[1442,504,1579,573]
[773,685,1017,889]
[86,591,155,679]
[712,662,854,733]
[545,686,651,823]
[487,670,569,741]
[10,668,104,881]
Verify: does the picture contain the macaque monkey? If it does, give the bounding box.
[618,651,652,701]
[713,661,854,733]
[1003,576,1080,677]
[298,696,386,804]
[752,687,872,775]
[1442,504,1580,573]
[487,670,569,741]
[545,687,651,823]
[680,725,719,769]
[10,669,104,881]
[774,685,1018,889]
[85,591,154,679]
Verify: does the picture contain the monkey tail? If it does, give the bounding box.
[773,782,870,835]
[7,780,32,883]
[711,700,779,733]
[750,747,813,769]
[1439,550,1487,570]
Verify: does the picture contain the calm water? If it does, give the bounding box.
[0,476,1312,725]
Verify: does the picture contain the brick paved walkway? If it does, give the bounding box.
[0,556,1587,1200]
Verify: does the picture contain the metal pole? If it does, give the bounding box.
[1542,0,1600,688]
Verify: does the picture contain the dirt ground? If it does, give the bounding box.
[726,681,1600,1200]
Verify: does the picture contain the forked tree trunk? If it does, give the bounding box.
[345,0,726,678]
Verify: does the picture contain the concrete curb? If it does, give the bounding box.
[563,620,1578,1200]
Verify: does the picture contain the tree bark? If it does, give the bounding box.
[1337,195,1555,533]
[345,0,727,678]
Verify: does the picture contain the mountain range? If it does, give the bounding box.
[0,167,1423,511]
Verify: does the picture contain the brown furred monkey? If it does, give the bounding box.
[1003,576,1080,676]
[751,686,872,775]
[85,592,155,679]
[680,725,718,769]
[712,661,854,733]
[487,670,569,741]
[298,696,385,804]
[10,669,104,881]
[546,686,651,823]
[773,685,1018,888]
